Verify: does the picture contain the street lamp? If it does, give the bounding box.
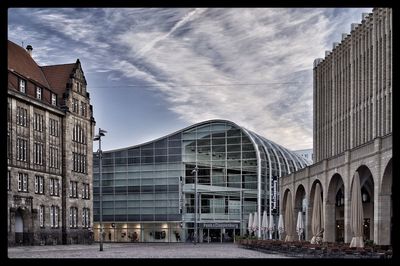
[191,165,199,245]
[94,128,107,251]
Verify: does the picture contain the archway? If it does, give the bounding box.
[281,188,292,240]
[294,184,306,240]
[15,210,24,244]
[326,173,345,243]
[379,158,392,245]
[307,179,323,241]
[353,165,375,243]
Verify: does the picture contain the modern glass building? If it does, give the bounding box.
[93,120,311,243]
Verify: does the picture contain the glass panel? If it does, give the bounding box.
[155,138,167,149]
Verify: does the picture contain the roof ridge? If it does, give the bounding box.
[41,62,76,68]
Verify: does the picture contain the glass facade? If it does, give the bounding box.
[93,120,311,242]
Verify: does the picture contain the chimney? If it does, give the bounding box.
[342,33,348,41]
[26,45,33,57]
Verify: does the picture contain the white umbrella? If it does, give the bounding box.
[350,172,364,248]
[278,214,284,240]
[261,210,269,239]
[284,190,295,242]
[252,212,259,236]
[296,211,304,241]
[269,215,275,239]
[311,183,324,244]
[247,213,253,235]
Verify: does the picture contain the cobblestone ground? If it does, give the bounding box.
[8,243,293,259]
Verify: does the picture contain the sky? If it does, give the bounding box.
[8,7,372,152]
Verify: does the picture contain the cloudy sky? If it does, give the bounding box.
[8,7,372,152]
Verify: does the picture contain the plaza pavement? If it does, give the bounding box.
[8,242,293,259]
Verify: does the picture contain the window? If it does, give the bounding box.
[73,123,86,144]
[49,146,59,169]
[33,113,44,131]
[70,207,78,228]
[39,205,45,228]
[73,152,86,173]
[18,173,28,192]
[82,208,90,228]
[33,143,43,165]
[72,98,79,113]
[49,119,59,137]
[69,181,78,198]
[77,82,82,93]
[7,171,11,191]
[36,87,42,99]
[82,183,90,199]
[49,178,60,196]
[50,205,59,228]
[16,138,28,162]
[16,107,28,127]
[51,93,57,106]
[19,79,26,93]
[80,102,87,117]
[35,175,44,194]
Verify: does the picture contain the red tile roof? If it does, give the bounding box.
[8,40,50,88]
[41,63,76,96]
[8,39,78,99]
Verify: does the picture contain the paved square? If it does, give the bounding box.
[8,243,292,259]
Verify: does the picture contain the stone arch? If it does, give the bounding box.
[378,158,392,245]
[281,188,292,240]
[14,207,31,245]
[307,179,323,241]
[294,184,306,240]
[351,165,375,243]
[326,173,345,243]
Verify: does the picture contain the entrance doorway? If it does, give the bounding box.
[209,229,221,242]
[223,229,234,242]
[15,211,23,245]
[335,219,344,243]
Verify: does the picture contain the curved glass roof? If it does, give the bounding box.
[102,119,311,176]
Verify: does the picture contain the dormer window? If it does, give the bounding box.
[36,87,42,99]
[19,79,26,93]
[51,93,57,106]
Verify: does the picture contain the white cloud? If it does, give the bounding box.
[8,7,373,150]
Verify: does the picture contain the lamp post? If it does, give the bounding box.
[94,128,107,251]
[191,165,199,245]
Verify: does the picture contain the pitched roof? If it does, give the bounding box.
[8,40,80,99]
[8,40,50,88]
[41,63,76,96]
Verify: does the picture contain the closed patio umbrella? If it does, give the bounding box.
[350,172,364,248]
[296,211,304,241]
[278,214,284,240]
[284,191,296,242]
[252,212,258,237]
[261,210,268,239]
[269,215,275,239]
[311,182,324,244]
[247,213,253,236]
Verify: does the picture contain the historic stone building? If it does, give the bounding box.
[7,40,96,245]
[280,8,392,245]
